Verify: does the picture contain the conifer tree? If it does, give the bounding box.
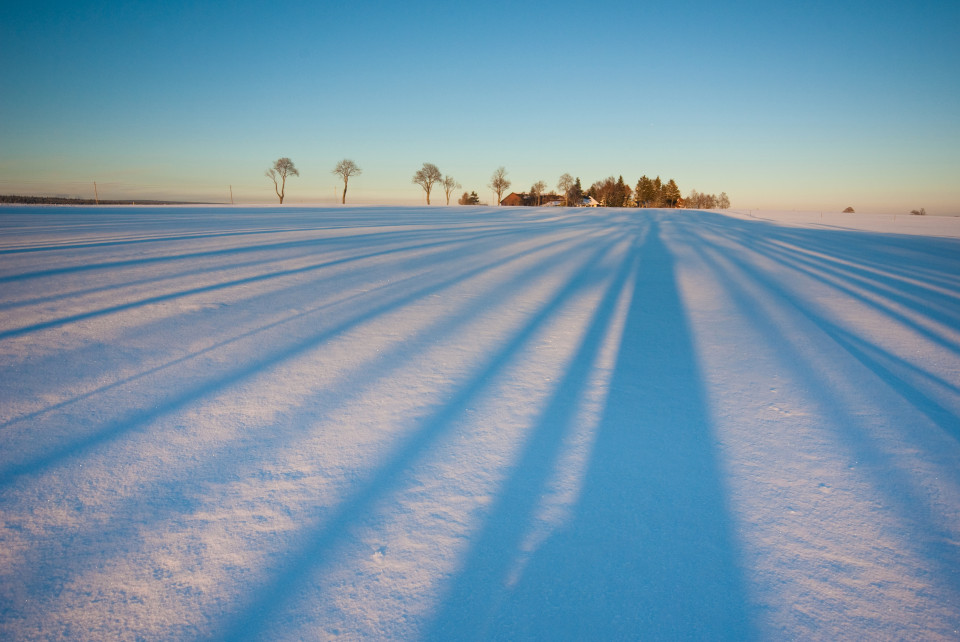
[635,176,656,207]
[663,179,681,207]
[611,175,630,207]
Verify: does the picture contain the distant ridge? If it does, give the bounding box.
[0,194,220,205]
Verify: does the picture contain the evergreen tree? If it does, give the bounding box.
[662,179,681,207]
[635,176,656,207]
[458,191,480,205]
[611,175,630,207]
[589,175,631,207]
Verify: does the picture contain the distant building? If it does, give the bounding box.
[501,192,567,207]
[500,192,526,206]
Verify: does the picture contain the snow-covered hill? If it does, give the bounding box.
[2,206,959,639]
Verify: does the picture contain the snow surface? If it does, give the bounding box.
[1,205,959,640]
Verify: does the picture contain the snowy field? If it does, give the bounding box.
[1,205,959,640]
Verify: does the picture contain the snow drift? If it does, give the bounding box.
[1,206,958,639]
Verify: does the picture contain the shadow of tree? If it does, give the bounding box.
[0,218,620,621]
[679,212,960,606]
[426,215,752,640]
[207,219,632,640]
[13,207,958,638]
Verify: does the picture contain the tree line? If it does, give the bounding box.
[0,194,208,205]
[411,164,730,209]
[265,156,728,209]
[573,174,728,209]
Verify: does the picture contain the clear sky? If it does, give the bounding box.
[2,0,958,213]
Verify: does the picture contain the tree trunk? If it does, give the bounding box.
[342,179,347,204]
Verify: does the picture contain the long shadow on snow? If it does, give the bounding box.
[0,217,606,430]
[0,204,518,258]
[685,217,960,603]
[0,223,611,486]
[696,212,960,439]
[0,223,336,256]
[0,225,532,339]
[694,213,960,356]
[0,224,546,399]
[0,230,441,311]
[0,217,547,310]
[211,225,630,640]
[427,214,752,640]
[0,217,537,284]
[749,233,960,356]
[0,224,625,620]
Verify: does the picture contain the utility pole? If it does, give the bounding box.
[229,185,234,205]
[93,181,99,204]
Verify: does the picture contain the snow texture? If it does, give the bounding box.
[1,206,959,640]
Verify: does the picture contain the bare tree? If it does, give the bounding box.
[530,180,547,206]
[442,175,461,205]
[489,166,511,205]
[332,159,362,204]
[413,163,442,204]
[557,173,574,206]
[265,157,299,204]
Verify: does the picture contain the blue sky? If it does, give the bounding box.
[2,0,958,212]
